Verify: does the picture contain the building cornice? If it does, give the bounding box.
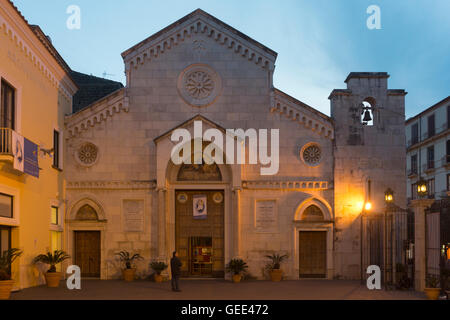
[270,90,334,140]
[0,2,77,100]
[242,180,329,191]
[66,180,156,190]
[65,88,128,137]
[122,11,276,72]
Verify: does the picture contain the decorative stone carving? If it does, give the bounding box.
[76,204,99,220]
[76,142,99,166]
[301,143,322,166]
[177,64,222,107]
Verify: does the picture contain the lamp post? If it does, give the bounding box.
[383,188,395,290]
[417,177,428,198]
[385,188,394,204]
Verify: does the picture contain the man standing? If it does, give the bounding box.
[170,251,182,292]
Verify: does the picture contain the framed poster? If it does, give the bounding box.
[255,199,278,233]
[193,195,207,220]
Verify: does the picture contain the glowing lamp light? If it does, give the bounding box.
[364,202,372,211]
[417,177,427,197]
[384,188,394,203]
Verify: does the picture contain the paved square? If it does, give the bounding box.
[10,279,426,300]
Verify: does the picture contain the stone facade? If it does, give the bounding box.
[64,10,406,280]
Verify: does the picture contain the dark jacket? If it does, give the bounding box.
[170,256,182,276]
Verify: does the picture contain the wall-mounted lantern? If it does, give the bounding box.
[417,177,427,198]
[384,188,394,203]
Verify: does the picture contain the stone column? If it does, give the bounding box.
[157,187,167,260]
[410,199,434,291]
[232,188,241,258]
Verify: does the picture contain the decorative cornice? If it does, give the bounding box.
[123,16,276,72]
[242,180,329,191]
[0,8,76,101]
[270,90,334,140]
[65,88,128,137]
[67,180,156,190]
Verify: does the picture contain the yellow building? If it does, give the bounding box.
[0,0,77,289]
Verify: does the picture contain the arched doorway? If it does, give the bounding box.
[294,198,334,279]
[67,198,106,279]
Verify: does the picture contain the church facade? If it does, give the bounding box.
[64,10,407,280]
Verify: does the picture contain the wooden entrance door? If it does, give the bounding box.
[175,191,224,278]
[74,231,101,278]
[299,231,327,278]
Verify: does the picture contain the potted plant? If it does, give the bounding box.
[424,275,440,300]
[33,250,70,288]
[116,251,143,282]
[395,263,411,290]
[226,258,248,283]
[0,248,23,300]
[150,261,168,283]
[265,253,289,282]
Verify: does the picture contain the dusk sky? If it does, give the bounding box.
[13,0,450,117]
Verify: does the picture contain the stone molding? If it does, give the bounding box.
[123,16,276,72]
[0,9,75,101]
[66,180,156,190]
[65,88,128,137]
[242,180,329,190]
[271,90,334,140]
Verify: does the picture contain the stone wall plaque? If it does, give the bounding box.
[123,200,144,232]
[255,200,277,233]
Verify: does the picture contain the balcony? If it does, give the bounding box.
[0,128,14,163]
[423,161,435,174]
[441,155,450,168]
[407,168,418,177]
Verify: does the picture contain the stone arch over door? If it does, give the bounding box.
[68,196,106,222]
[66,195,107,279]
[293,196,334,279]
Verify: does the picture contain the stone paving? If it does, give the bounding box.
[10,279,427,300]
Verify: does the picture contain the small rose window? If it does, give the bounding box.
[77,142,98,166]
[302,144,322,166]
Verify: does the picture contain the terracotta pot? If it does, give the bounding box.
[270,269,283,282]
[45,272,62,288]
[424,288,441,300]
[232,274,242,283]
[123,268,136,282]
[154,274,163,283]
[0,280,14,300]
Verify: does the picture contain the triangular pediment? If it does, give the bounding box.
[153,114,226,144]
[122,9,277,71]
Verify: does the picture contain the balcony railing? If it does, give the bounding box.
[408,123,449,148]
[0,128,13,155]
[441,155,450,167]
[424,161,435,170]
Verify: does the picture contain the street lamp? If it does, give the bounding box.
[417,177,427,198]
[384,188,394,203]
[364,202,372,212]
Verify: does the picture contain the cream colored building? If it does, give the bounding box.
[64,10,407,281]
[0,0,77,289]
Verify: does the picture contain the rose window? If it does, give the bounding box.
[185,71,214,99]
[302,144,321,166]
[77,143,98,166]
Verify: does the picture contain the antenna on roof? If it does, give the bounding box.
[102,71,115,79]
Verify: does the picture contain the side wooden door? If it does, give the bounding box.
[74,231,101,278]
[299,231,327,278]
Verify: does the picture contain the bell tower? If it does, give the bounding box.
[329,72,407,279]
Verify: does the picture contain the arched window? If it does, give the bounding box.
[361,97,376,126]
[302,205,324,221]
[76,204,99,220]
